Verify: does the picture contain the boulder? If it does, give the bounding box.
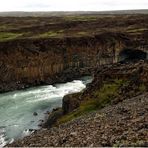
[62,93,80,114]
[33,112,38,116]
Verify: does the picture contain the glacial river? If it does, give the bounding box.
[0,76,92,147]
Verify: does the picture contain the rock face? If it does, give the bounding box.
[0,33,125,92]
[0,32,147,92]
[42,108,63,128]
[63,93,81,114]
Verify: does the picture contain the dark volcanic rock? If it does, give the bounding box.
[63,93,81,114]
[33,112,38,116]
[42,108,63,128]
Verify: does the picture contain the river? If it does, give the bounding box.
[0,76,92,147]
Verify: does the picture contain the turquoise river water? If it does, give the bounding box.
[0,76,92,147]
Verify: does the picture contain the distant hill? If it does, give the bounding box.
[0,9,148,17]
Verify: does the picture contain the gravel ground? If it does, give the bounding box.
[8,92,148,147]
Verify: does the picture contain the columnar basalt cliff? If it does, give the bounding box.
[0,33,128,92]
[1,32,148,92]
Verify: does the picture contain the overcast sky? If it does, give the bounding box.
[0,0,148,11]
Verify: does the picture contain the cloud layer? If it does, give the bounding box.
[0,0,148,11]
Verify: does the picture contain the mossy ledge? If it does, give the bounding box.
[58,79,125,124]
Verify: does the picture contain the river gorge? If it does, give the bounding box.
[0,13,148,147]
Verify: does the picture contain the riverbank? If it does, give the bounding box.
[8,92,148,147]
[0,76,92,147]
[8,61,148,147]
[0,66,93,93]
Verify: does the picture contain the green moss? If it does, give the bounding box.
[127,28,147,34]
[59,99,99,124]
[0,25,14,31]
[58,79,126,124]
[77,32,87,36]
[39,31,58,37]
[64,15,97,21]
[33,30,65,38]
[94,85,117,106]
[113,140,147,147]
[139,83,146,92]
[0,25,7,30]
[0,32,23,41]
[58,30,64,33]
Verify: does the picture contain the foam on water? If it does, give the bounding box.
[0,76,92,147]
[0,127,7,147]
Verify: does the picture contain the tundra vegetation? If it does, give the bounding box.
[0,14,147,42]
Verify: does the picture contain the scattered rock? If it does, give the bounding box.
[52,108,60,112]
[70,132,77,137]
[29,129,34,132]
[33,112,38,116]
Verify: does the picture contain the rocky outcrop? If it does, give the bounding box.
[61,60,148,115]
[63,93,81,114]
[42,108,63,128]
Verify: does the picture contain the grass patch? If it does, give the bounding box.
[64,15,97,21]
[77,31,88,36]
[0,32,23,41]
[0,25,14,31]
[0,25,7,30]
[39,31,58,37]
[58,30,64,33]
[33,30,65,38]
[139,83,146,92]
[58,79,126,124]
[127,28,147,33]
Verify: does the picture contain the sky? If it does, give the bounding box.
[0,0,148,12]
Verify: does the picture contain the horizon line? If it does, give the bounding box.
[0,9,148,13]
